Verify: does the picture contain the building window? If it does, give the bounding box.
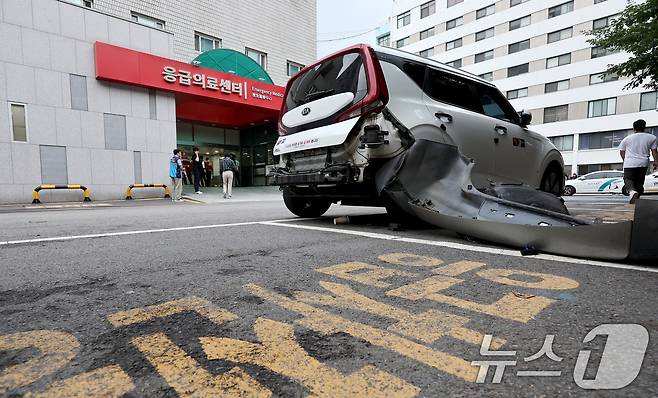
[475,27,494,42]
[446,38,462,51]
[588,98,617,118]
[419,48,434,58]
[547,27,573,43]
[510,0,529,6]
[446,16,463,30]
[508,39,530,54]
[447,0,464,7]
[397,11,411,28]
[287,61,304,77]
[594,0,608,3]
[104,113,127,150]
[40,145,68,185]
[63,0,93,7]
[479,72,493,82]
[544,105,569,123]
[194,32,221,52]
[69,74,88,111]
[396,37,409,48]
[420,1,436,18]
[509,15,530,31]
[579,130,631,150]
[246,48,267,70]
[507,63,529,77]
[591,46,618,58]
[546,53,571,68]
[640,91,658,111]
[9,103,27,142]
[545,79,570,93]
[476,4,495,19]
[593,14,619,30]
[548,1,574,18]
[377,34,390,47]
[507,87,528,100]
[447,59,462,68]
[420,27,435,40]
[474,50,494,63]
[550,135,574,151]
[131,12,165,29]
[589,72,618,85]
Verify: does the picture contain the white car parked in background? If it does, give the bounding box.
[644,172,658,193]
[563,171,624,196]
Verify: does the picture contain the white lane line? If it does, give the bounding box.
[0,219,307,247]
[259,221,658,274]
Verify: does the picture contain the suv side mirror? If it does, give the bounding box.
[519,111,532,127]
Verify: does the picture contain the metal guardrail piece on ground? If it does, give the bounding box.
[32,185,92,204]
[125,184,171,200]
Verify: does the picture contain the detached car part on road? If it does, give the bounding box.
[270,44,658,261]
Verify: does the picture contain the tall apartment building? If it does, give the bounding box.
[386,0,658,176]
[0,0,316,204]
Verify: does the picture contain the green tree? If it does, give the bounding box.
[587,0,658,90]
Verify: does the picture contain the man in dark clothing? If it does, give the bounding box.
[191,147,204,194]
[205,157,214,187]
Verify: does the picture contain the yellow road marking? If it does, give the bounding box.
[296,281,504,348]
[476,268,580,290]
[433,261,486,276]
[132,333,271,398]
[0,331,79,394]
[386,275,555,323]
[378,253,444,267]
[245,284,479,382]
[316,262,417,289]
[107,296,238,327]
[201,318,420,398]
[24,365,134,398]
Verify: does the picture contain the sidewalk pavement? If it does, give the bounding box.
[182,185,283,204]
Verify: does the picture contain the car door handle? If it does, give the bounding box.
[495,125,508,135]
[435,112,453,123]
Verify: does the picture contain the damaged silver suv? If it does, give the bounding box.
[271,44,565,218]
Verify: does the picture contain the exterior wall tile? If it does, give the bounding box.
[529,60,544,73]
[21,27,52,69]
[0,143,12,183]
[0,185,24,203]
[113,150,134,185]
[66,146,92,184]
[90,148,114,184]
[3,0,33,28]
[84,9,109,43]
[55,107,82,147]
[569,101,588,120]
[571,75,590,89]
[617,94,640,115]
[60,72,71,108]
[151,152,170,183]
[126,116,147,151]
[108,84,132,115]
[129,23,150,52]
[149,29,169,57]
[5,63,36,104]
[107,16,130,48]
[0,63,5,101]
[87,81,111,112]
[130,88,150,119]
[530,35,546,49]
[140,151,153,183]
[75,40,95,76]
[35,68,63,107]
[11,143,41,184]
[32,0,60,34]
[50,34,76,72]
[27,104,57,145]
[59,2,85,40]
[0,100,9,142]
[159,120,176,153]
[145,119,161,153]
[0,23,23,64]
[80,111,105,149]
[571,48,590,63]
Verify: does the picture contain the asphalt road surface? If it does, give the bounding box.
[1,195,656,397]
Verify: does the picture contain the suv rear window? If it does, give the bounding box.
[285,52,368,110]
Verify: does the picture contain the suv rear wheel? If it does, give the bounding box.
[283,189,332,218]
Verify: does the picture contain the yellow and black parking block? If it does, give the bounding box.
[32,185,92,204]
[125,184,171,200]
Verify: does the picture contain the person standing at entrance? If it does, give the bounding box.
[191,147,204,194]
[169,149,184,202]
[205,157,214,187]
[221,153,237,199]
[619,119,658,204]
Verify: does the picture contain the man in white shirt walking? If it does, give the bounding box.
[619,119,658,204]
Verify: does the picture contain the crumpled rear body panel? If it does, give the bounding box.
[376,139,652,261]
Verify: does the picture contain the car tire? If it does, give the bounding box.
[540,167,564,196]
[283,189,332,218]
[621,186,629,196]
[563,185,576,196]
